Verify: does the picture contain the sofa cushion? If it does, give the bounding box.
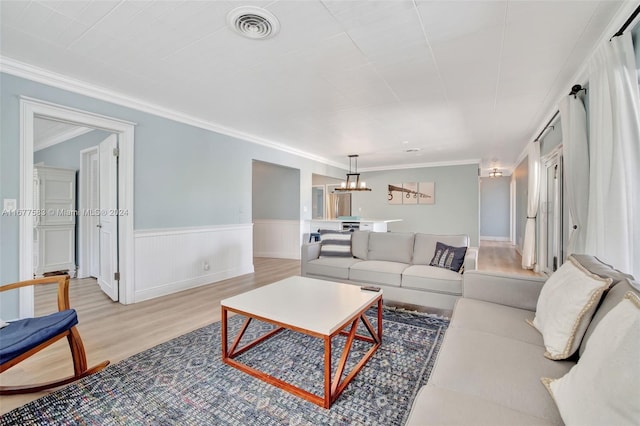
[305,258,362,280]
[570,254,634,284]
[429,242,467,273]
[406,385,558,426]
[351,230,369,260]
[428,327,573,425]
[543,292,640,426]
[318,229,352,258]
[579,278,640,356]
[402,265,463,295]
[531,255,612,360]
[367,232,415,264]
[349,261,408,287]
[412,234,469,265]
[450,298,542,346]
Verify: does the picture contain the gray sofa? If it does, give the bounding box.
[301,231,478,310]
[406,255,637,425]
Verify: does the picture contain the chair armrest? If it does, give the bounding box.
[0,275,71,311]
[463,247,478,271]
[462,271,546,311]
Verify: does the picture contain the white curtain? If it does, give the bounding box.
[558,95,589,255]
[585,32,640,276]
[522,141,540,269]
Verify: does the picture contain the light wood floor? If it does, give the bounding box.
[477,240,539,276]
[0,242,536,414]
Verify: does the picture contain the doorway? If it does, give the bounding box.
[19,98,135,317]
[33,119,120,302]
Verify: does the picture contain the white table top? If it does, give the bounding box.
[221,276,382,336]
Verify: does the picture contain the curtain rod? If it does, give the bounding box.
[613,4,640,38]
[533,5,639,142]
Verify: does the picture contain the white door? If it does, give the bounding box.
[98,134,119,301]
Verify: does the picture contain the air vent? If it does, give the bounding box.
[405,148,421,153]
[227,7,280,40]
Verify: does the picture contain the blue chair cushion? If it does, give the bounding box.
[0,309,78,365]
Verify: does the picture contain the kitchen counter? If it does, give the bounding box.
[308,219,402,233]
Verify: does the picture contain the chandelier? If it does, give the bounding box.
[489,168,503,177]
[334,155,372,192]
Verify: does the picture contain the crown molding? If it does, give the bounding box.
[527,1,640,145]
[0,56,345,170]
[516,1,640,174]
[360,158,480,172]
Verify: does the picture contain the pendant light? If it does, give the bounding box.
[334,155,372,192]
[489,168,503,178]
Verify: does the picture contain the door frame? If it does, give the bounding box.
[78,145,100,279]
[19,97,136,317]
[538,145,563,276]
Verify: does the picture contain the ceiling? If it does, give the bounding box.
[34,117,92,152]
[0,1,629,173]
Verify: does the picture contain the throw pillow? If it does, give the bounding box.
[429,242,467,273]
[318,229,352,258]
[542,292,640,425]
[529,255,613,360]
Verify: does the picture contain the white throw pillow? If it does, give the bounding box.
[529,256,612,359]
[542,292,640,425]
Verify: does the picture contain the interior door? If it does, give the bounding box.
[98,134,119,301]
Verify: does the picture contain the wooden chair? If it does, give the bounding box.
[0,275,109,395]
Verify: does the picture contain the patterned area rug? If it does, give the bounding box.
[2,308,448,425]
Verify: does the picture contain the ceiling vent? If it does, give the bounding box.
[227,6,280,40]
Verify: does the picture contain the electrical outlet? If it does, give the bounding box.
[202,261,210,271]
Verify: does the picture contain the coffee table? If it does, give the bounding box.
[221,276,383,408]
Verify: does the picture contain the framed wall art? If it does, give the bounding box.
[387,182,435,205]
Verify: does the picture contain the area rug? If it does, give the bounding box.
[1,308,449,426]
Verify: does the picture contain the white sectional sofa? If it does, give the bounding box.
[301,231,478,310]
[406,254,637,425]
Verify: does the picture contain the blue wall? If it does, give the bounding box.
[34,129,112,169]
[351,164,480,246]
[480,176,510,239]
[0,72,345,318]
[252,160,300,220]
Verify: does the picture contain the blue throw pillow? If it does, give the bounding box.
[429,242,467,273]
[319,229,353,258]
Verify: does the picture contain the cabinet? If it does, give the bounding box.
[33,166,76,276]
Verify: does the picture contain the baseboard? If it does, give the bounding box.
[134,264,255,303]
[480,236,511,242]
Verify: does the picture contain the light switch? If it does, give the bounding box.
[3,199,17,211]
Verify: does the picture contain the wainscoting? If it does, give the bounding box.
[253,219,302,260]
[133,224,254,302]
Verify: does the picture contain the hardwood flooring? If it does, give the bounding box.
[0,242,537,414]
[477,240,539,277]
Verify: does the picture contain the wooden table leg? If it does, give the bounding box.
[377,297,383,342]
[221,307,228,360]
[324,336,332,408]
